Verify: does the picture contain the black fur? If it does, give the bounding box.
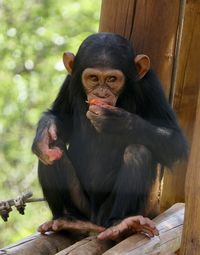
[33,33,188,227]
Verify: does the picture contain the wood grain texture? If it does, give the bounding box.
[161,0,200,211]
[0,232,85,255]
[103,203,184,255]
[0,204,184,255]
[180,33,200,254]
[55,236,113,255]
[99,0,181,95]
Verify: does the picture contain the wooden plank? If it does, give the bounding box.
[99,0,181,95]
[55,236,113,255]
[103,203,184,255]
[130,0,180,96]
[0,232,85,255]
[99,0,137,38]
[179,36,200,254]
[161,0,200,211]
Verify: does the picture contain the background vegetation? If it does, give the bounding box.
[0,0,101,247]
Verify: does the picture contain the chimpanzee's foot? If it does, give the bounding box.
[38,218,105,234]
[97,215,159,241]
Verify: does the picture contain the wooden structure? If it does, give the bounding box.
[0,203,184,255]
[180,78,200,253]
[1,0,200,254]
[99,0,200,254]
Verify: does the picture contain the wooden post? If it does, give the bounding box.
[161,0,200,211]
[180,71,200,253]
[99,0,181,95]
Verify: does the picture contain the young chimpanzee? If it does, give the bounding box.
[32,33,187,240]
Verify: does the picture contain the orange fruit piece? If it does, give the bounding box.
[88,99,110,106]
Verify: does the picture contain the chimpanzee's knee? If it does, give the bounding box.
[123,144,152,169]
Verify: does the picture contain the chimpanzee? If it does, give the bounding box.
[32,32,187,240]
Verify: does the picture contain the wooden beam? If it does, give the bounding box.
[55,237,113,255]
[0,204,184,254]
[180,45,200,254]
[161,0,200,211]
[0,232,85,255]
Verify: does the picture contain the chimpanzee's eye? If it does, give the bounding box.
[89,75,98,82]
[107,76,117,82]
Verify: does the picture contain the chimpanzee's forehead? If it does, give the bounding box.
[76,48,133,71]
[73,33,135,72]
[81,32,131,46]
[78,32,135,56]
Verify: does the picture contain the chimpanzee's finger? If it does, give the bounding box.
[133,224,158,237]
[127,216,159,236]
[116,216,159,237]
[97,226,118,240]
[88,105,104,115]
[143,217,157,230]
[48,123,57,141]
[46,147,63,161]
[39,157,49,165]
[90,105,125,118]
[132,216,158,235]
[38,220,53,234]
[86,110,95,120]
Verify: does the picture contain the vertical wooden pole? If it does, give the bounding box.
[161,0,200,211]
[180,87,200,254]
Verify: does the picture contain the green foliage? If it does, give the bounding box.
[0,0,101,247]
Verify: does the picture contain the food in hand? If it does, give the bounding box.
[87,99,111,107]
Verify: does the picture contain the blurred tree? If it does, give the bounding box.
[0,0,101,247]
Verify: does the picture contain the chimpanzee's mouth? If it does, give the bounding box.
[86,99,114,107]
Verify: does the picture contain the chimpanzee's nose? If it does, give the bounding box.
[95,86,109,98]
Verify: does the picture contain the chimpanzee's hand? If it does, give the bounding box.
[86,105,134,134]
[32,121,63,165]
[97,216,159,241]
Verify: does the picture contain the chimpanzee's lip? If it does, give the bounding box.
[86,99,114,106]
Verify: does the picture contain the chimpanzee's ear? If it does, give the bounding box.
[63,52,75,74]
[134,54,150,80]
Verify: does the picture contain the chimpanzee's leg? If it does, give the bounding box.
[97,144,157,227]
[38,148,106,235]
[38,149,90,220]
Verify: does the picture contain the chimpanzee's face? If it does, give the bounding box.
[81,68,125,106]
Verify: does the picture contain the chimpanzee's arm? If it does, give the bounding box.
[127,71,188,167]
[125,115,188,167]
[32,75,73,164]
[87,71,188,167]
[31,111,67,164]
[87,106,187,167]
